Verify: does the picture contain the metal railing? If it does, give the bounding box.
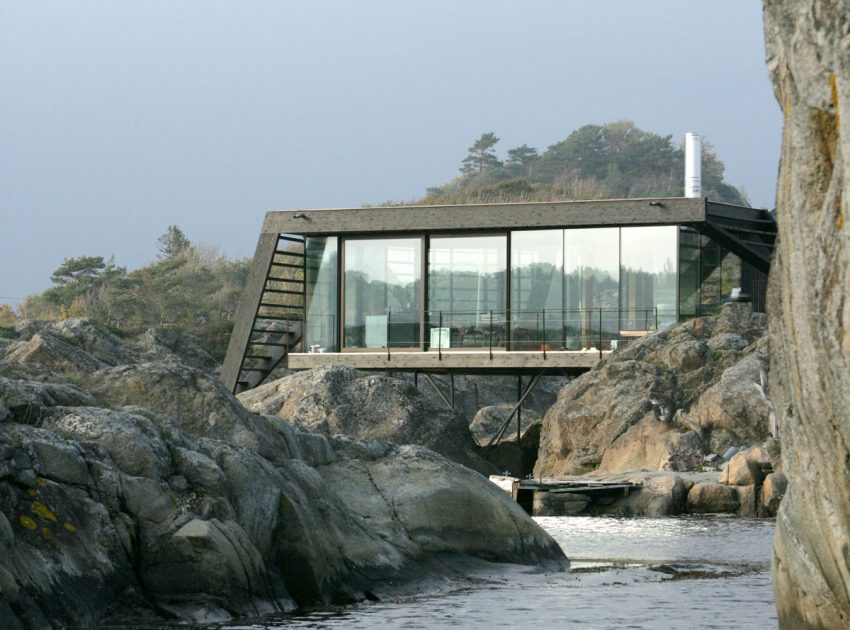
[298,307,675,360]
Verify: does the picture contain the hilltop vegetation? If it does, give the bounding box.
[419,120,748,205]
[11,227,249,361]
[3,121,748,359]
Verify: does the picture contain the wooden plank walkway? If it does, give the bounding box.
[518,479,641,495]
[490,476,642,514]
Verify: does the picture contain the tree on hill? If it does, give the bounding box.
[50,256,106,285]
[158,225,191,260]
[460,132,502,175]
[21,233,249,361]
[506,144,539,177]
[425,121,748,205]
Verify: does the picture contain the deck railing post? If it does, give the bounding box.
[489,309,493,360]
[561,305,565,350]
[542,309,547,359]
[655,307,658,330]
[387,309,391,361]
[438,311,443,361]
[599,308,603,360]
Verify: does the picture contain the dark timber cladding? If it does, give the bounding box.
[221,196,776,395]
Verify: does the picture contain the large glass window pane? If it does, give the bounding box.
[343,238,421,349]
[720,250,743,301]
[304,237,338,351]
[699,235,723,315]
[429,235,506,349]
[678,227,701,320]
[620,226,678,330]
[564,228,619,350]
[511,230,563,349]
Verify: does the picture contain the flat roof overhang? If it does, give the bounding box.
[287,350,608,372]
[261,196,707,236]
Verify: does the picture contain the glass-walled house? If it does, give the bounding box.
[222,198,775,393]
[301,225,754,353]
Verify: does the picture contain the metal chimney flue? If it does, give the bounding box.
[684,132,702,198]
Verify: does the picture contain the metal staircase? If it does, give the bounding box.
[231,234,306,394]
[698,202,776,274]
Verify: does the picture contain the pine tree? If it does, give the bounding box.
[460,132,502,174]
[506,144,539,176]
[157,225,191,260]
[50,256,106,285]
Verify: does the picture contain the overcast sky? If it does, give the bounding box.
[0,1,781,305]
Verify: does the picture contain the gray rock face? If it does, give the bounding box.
[0,322,565,626]
[534,304,770,477]
[237,366,494,474]
[469,404,541,447]
[762,472,787,518]
[720,451,764,487]
[763,2,850,627]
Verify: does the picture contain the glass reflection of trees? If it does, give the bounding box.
[429,236,506,348]
[305,236,338,351]
[620,226,677,330]
[343,239,421,349]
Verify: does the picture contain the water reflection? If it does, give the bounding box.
[224,516,776,630]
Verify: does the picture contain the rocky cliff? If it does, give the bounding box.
[534,303,771,478]
[0,319,566,626]
[237,366,495,475]
[763,2,850,628]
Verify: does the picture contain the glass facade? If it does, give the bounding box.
[429,235,506,348]
[677,226,744,318]
[511,230,563,349]
[620,226,678,329]
[564,228,620,349]
[304,236,338,351]
[295,223,748,354]
[678,227,701,319]
[343,238,421,349]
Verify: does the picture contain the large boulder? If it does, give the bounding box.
[682,339,772,444]
[763,2,850,627]
[686,481,739,514]
[610,473,691,517]
[2,319,139,374]
[762,472,788,517]
[237,366,493,474]
[132,327,218,372]
[469,404,540,447]
[534,303,770,478]
[0,323,566,627]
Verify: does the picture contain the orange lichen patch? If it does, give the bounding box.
[19,515,38,530]
[41,527,52,540]
[830,73,840,128]
[63,523,76,533]
[35,477,47,487]
[27,488,37,497]
[31,501,58,523]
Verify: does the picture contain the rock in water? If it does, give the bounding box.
[764,2,850,627]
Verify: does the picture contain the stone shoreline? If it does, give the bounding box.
[516,442,786,518]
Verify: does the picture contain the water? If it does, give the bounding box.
[226,515,776,629]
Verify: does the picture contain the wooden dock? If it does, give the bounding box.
[490,475,642,514]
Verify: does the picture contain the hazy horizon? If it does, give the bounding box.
[0,1,781,307]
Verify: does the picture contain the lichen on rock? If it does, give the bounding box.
[0,321,567,627]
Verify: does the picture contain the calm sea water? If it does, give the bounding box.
[225,515,776,630]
